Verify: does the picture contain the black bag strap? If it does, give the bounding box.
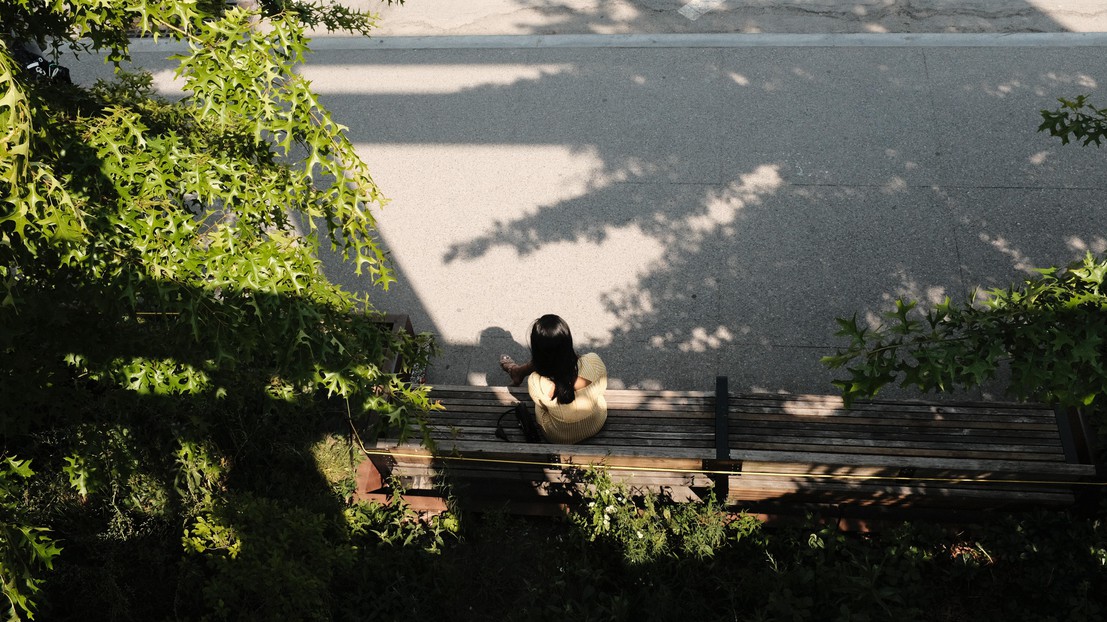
[495,402,544,443]
[495,407,513,441]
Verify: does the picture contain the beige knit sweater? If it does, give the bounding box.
[527,353,608,444]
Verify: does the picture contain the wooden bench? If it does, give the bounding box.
[722,392,1099,519]
[359,384,720,514]
[356,378,1100,520]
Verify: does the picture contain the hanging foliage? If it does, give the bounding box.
[1,2,431,618]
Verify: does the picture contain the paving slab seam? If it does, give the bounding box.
[782,183,1107,190]
[124,32,1107,53]
[315,32,1107,49]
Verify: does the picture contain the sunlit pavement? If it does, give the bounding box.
[355,0,1107,36]
[66,4,1107,396]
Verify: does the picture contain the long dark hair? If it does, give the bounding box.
[529,314,579,405]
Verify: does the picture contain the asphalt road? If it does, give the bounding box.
[65,5,1107,397]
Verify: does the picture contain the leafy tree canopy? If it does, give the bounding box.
[1,1,429,618]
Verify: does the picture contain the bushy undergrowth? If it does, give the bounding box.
[569,468,759,565]
[558,470,1107,622]
[21,452,1106,621]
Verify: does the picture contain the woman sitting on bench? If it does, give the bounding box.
[500,314,608,444]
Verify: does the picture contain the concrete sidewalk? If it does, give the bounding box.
[66,26,1107,398]
[354,1,1107,35]
[286,35,1106,397]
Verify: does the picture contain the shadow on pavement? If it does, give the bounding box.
[368,0,1091,36]
[309,41,1105,397]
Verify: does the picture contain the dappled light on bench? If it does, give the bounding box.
[726,394,1096,515]
[356,381,1099,520]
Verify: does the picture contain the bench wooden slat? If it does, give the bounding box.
[730,413,1059,432]
[728,394,1055,415]
[728,419,1062,443]
[728,438,1066,461]
[726,477,1075,507]
[432,402,715,419]
[376,438,717,460]
[728,430,1062,451]
[423,432,714,448]
[421,425,714,440]
[431,385,713,400]
[730,449,1094,477]
[428,410,714,423]
[728,405,1058,426]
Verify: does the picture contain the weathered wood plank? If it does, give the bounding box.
[730,449,1095,477]
[729,396,1052,412]
[726,422,1062,447]
[424,432,714,449]
[431,385,713,400]
[373,438,717,460]
[431,403,715,420]
[424,415,715,432]
[734,462,1084,483]
[728,406,1057,427]
[726,424,1062,444]
[725,476,1075,506]
[728,430,1063,453]
[729,415,1059,435]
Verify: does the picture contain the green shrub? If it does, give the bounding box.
[569,467,759,564]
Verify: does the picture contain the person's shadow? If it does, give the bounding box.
[450,325,529,387]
